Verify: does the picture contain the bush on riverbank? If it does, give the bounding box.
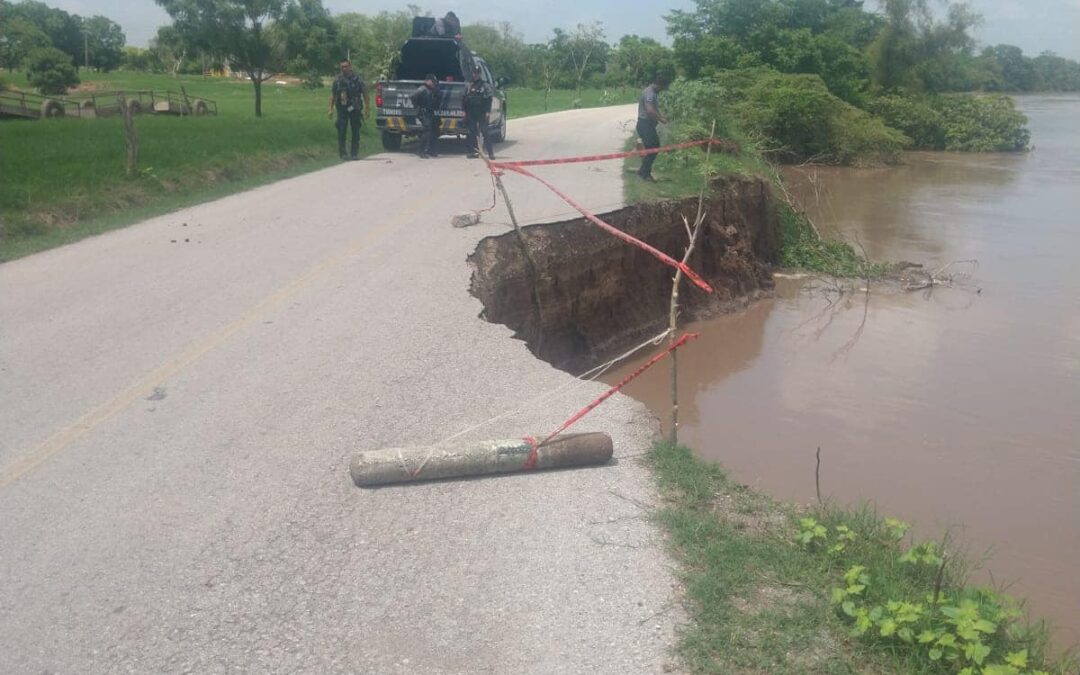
[733,71,908,165]
[664,70,908,166]
[870,93,1030,151]
[777,203,886,278]
[647,442,1075,674]
[662,69,1030,166]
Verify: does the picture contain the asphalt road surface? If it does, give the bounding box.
[0,105,683,673]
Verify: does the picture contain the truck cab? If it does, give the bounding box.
[375,37,507,152]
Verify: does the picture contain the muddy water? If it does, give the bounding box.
[609,95,1080,643]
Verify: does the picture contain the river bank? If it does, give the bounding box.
[648,441,1072,673]
[469,162,1074,671]
[606,94,1079,660]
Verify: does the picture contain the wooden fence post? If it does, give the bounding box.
[118,93,139,177]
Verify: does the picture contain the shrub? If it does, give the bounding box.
[830,104,910,165]
[662,78,733,141]
[664,70,906,166]
[934,94,1030,152]
[777,203,886,277]
[870,92,1029,152]
[24,47,79,95]
[736,72,842,160]
[868,93,947,149]
[735,72,907,165]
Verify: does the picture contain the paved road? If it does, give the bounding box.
[0,105,683,673]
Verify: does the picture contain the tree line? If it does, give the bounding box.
[0,0,125,92]
[666,0,1080,99]
[3,0,1077,108]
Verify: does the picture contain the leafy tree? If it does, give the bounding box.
[0,16,50,70]
[121,46,162,72]
[734,71,908,164]
[335,9,411,81]
[150,25,193,77]
[150,24,224,76]
[823,1,883,49]
[4,1,82,67]
[549,22,608,95]
[979,44,1036,92]
[276,0,340,88]
[524,43,556,110]
[867,0,983,92]
[667,0,872,99]
[611,35,675,87]
[1031,51,1080,91]
[82,15,126,72]
[672,35,745,79]
[155,0,290,117]
[461,22,527,86]
[24,45,79,94]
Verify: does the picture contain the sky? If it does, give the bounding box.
[42,0,1080,61]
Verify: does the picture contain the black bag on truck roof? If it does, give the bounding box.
[412,16,436,37]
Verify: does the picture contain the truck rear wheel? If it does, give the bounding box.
[381,131,402,151]
[492,110,507,143]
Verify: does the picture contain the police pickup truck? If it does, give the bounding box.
[375,36,507,151]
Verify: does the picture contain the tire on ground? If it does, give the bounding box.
[79,100,96,118]
[127,99,143,115]
[40,99,65,118]
[193,100,209,116]
[381,131,402,151]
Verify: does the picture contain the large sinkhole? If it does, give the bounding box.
[468,177,781,373]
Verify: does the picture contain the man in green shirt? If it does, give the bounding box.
[327,60,369,161]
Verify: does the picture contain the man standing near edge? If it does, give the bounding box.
[637,75,670,182]
[328,60,369,161]
[463,66,494,159]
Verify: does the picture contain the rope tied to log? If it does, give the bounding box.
[518,332,700,471]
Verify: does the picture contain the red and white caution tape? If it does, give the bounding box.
[521,332,699,469]
[495,162,714,293]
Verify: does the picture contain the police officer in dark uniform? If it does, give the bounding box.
[327,60,369,161]
[410,73,441,159]
[462,66,494,159]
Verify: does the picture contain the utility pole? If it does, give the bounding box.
[84,31,90,70]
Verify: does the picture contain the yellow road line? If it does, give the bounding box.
[0,172,469,488]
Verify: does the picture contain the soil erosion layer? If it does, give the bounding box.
[469,177,779,372]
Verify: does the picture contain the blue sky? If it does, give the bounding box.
[45,0,1080,60]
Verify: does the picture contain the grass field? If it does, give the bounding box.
[503,86,638,118]
[0,71,634,261]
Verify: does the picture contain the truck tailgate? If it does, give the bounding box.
[378,81,467,124]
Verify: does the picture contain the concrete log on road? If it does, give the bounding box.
[350,432,613,487]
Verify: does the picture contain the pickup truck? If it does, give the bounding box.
[374,37,507,152]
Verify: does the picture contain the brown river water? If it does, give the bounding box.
[608,95,1080,644]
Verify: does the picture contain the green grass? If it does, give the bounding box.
[0,71,627,261]
[646,443,1074,674]
[777,202,888,278]
[504,86,638,118]
[622,131,771,204]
